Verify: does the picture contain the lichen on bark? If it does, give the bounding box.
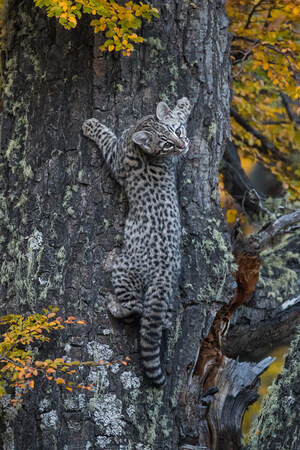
[246,329,300,450]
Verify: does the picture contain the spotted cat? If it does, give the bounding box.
[82,98,191,386]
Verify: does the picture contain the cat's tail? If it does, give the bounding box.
[140,286,168,387]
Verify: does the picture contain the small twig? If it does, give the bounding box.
[1,356,26,369]
[242,189,272,216]
[244,0,266,30]
[280,93,294,122]
[281,295,300,311]
[274,205,297,215]
[232,36,260,43]
[262,121,290,125]
[232,42,261,77]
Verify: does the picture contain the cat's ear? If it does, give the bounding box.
[132,131,152,152]
[156,102,171,121]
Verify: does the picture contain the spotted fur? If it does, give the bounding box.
[82,98,191,386]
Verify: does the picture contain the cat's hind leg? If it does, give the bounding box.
[108,262,143,319]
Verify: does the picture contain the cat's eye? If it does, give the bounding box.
[163,142,173,149]
[175,127,182,137]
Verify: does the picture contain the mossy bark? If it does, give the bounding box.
[0,1,264,449]
[246,330,300,450]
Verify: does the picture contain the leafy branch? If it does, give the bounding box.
[0,307,128,406]
[34,0,159,55]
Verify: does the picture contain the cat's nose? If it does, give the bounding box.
[176,140,186,150]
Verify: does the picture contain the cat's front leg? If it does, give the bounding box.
[82,118,106,142]
[82,118,122,180]
[173,97,192,124]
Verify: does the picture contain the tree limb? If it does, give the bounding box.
[251,210,300,250]
[244,0,267,30]
[221,141,269,217]
[231,108,285,161]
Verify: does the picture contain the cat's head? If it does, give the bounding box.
[132,102,189,157]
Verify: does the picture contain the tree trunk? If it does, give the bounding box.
[246,329,300,450]
[0,1,274,449]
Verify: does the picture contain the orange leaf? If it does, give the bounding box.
[65,316,77,321]
[226,209,238,224]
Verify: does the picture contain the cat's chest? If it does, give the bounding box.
[127,180,178,213]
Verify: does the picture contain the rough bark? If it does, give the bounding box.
[0,1,274,449]
[246,329,300,450]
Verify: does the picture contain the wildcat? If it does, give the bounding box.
[82,97,191,386]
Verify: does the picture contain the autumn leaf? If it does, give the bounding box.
[33,0,159,54]
[0,308,119,404]
[226,209,238,224]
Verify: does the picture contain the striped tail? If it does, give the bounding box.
[140,327,165,387]
[140,287,167,387]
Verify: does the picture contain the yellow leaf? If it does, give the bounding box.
[226,209,238,224]
[270,10,281,18]
[262,62,268,71]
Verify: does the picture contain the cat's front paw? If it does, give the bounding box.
[82,118,100,140]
